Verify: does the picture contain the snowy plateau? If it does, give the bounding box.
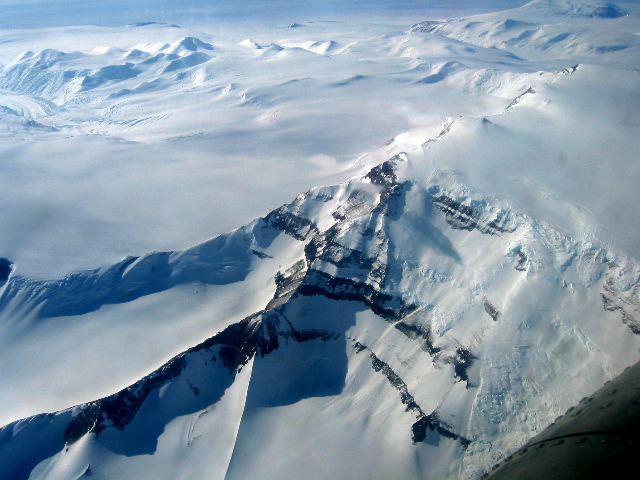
[0,0,640,479]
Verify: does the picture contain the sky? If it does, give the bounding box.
[0,1,532,29]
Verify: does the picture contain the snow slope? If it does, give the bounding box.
[1,0,639,479]
[1,153,639,479]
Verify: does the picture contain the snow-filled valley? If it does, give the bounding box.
[1,1,639,479]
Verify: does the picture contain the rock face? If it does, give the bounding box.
[0,258,12,286]
[428,186,517,235]
[62,310,338,447]
[1,155,639,480]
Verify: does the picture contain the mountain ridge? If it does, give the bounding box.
[1,1,639,478]
[2,152,639,479]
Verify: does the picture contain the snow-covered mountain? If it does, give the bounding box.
[1,152,639,479]
[1,1,639,479]
[411,0,638,56]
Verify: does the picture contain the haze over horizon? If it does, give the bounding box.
[0,0,532,28]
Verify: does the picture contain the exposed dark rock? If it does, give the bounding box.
[268,260,308,310]
[366,159,397,188]
[291,327,339,343]
[448,347,477,386]
[359,343,470,447]
[64,317,254,444]
[298,269,419,321]
[322,243,377,270]
[306,223,341,261]
[319,239,388,287]
[513,246,528,272]
[332,189,374,221]
[411,415,432,442]
[371,353,421,415]
[369,261,389,287]
[601,294,640,335]
[423,118,455,147]
[412,414,471,448]
[275,260,307,287]
[431,193,473,231]
[364,155,409,211]
[262,208,316,241]
[379,180,410,221]
[63,308,339,446]
[218,345,246,371]
[64,354,188,445]
[304,233,325,264]
[428,186,516,235]
[506,86,535,111]
[250,249,272,259]
[353,341,367,353]
[602,276,640,335]
[0,258,13,283]
[484,213,516,234]
[312,191,333,202]
[394,321,441,356]
[484,299,500,322]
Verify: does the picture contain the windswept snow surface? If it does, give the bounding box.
[1,1,640,479]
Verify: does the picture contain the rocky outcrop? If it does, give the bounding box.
[268,260,308,309]
[354,341,470,447]
[261,207,317,241]
[299,269,418,321]
[63,308,338,446]
[484,299,500,322]
[393,320,441,356]
[601,266,640,335]
[428,186,518,235]
[0,258,12,286]
[601,294,640,335]
[450,347,477,387]
[505,86,535,112]
[511,245,529,272]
